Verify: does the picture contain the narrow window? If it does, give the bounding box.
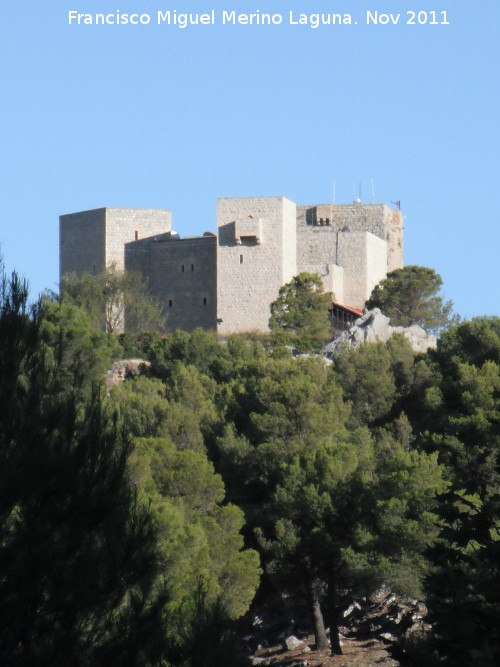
[134,230,139,240]
[191,264,194,272]
[239,254,243,264]
[181,265,185,272]
[168,299,173,307]
[203,297,207,305]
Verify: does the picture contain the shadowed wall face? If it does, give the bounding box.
[126,235,217,332]
[60,208,107,279]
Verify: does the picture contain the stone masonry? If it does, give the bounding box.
[126,233,217,331]
[217,197,297,334]
[59,197,403,334]
[60,207,172,276]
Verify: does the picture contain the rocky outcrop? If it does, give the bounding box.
[104,358,151,393]
[246,591,430,667]
[341,589,430,646]
[323,309,436,357]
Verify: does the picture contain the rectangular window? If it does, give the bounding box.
[181,265,185,272]
[191,264,195,272]
[240,255,243,264]
[203,297,207,305]
[135,230,139,240]
[168,300,173,307]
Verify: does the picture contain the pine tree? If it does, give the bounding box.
[0,267,168,666]
[366,265,455,332]
[421,319,500,666]
[269,272,332,351]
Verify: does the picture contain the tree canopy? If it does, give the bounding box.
[0,268,169,666]
[417,318,500,666]
[127,436,261,621]
[366,265,455,331]
[214,353,445,655]
[5,249,500,665]
[60,264,165,333]
[269,272,332,351]
[39,297,121,394]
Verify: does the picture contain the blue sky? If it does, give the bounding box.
[1,0,499,319]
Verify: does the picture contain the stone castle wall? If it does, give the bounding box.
[385,207,404,272]
[60,208,106,278]
[59,207,171,279]
[337,232,388,306]
[217,197,297,334]
[59,198,403,334]
[126,234,217,332]
[298,262,344,302]
[297,203,402,266]
[296,202,402,307]
[104,208,171,270]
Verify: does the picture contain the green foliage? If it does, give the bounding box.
[418,318,500,665]
[344,422,447,599]
[0,267,169,666]
[146,329,227,381]
[118,330,167,359]
[175,581,251,667]
[130,437,261,620]
[14,251,500,664]
[269,272,332,351]
[420,318,500,487]
[430,315,500,370]
[215,351,445,654]
[111,366,218,453]
[427,489,500,667]
[61,264,165,333]
[111,376,172,439]
[332,335,419,429]
[39,297,121,394]
[366,265,455,331]
[216,356,349,508]
[332,342,397,427]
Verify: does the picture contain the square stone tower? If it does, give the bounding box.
[59,207,172,279]
[216,196,297,334]
[296,202,403,309]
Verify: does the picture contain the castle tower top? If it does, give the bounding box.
[59,207,171,279]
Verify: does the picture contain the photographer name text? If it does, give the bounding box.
[67,9,451,29]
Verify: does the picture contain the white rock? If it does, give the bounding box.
[283,635,304,650]
[323,308,436,356]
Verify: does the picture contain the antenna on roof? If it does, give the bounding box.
[354,182,362,204]
[330,180,336,223]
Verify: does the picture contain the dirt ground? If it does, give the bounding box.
[253,633,400,666]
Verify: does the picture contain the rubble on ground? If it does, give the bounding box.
[246,591,430,667]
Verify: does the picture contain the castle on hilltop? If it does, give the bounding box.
[59,196,403,334]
